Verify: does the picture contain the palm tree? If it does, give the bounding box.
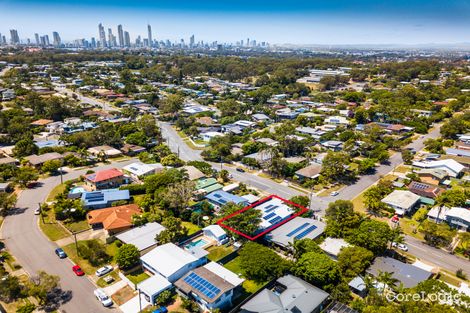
[377,271,399,294]
[389,225,404,250]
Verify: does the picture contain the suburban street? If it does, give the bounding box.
[322,124,443,203]
[159,121,314,201]
[160,121,470,274]
[1,160,136,313]
[405,235,470,273]
[56,87,118,112]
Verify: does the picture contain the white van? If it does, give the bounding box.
[94,288,113,307]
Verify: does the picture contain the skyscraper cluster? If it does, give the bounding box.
[0,25,269,50]
[97,23,153,48]
[1,29,63,47]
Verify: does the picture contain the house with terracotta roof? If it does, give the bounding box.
[86,204,141,235]
[30,119,54,127]
[408,181,444,199]
[84,168,125,191]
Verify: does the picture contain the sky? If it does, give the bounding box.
[1,0,470,45]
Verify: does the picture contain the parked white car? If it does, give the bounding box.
[392,242,408,251]
[330,191,339,196]
[94,289,113,307]
[95,265,113,277]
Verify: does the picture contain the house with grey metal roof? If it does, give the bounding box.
[240,275,329,313]
[381,190,421,215]
[115,222,166,253]
[265,217,325,249]
[366,257,432,288]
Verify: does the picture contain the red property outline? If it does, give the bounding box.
[216,194,308,240]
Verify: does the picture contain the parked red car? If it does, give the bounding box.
[72,265,85,276]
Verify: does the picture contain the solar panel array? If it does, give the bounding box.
[294,225,317,240]
[269,216,282,225]
[286,222,310,237]
[264,204,279,213]
[183,272,221,299]
[85,192,104,203]
[264,212,276,220]
[412,182,429,190]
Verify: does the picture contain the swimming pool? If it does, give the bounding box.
[185,238,208,249]
[70,186,86,194]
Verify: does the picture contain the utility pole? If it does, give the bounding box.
[73,232,79,256]
[138,288,142,312]
[38,203,45,224]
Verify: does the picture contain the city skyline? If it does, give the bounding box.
[1,0,470,45]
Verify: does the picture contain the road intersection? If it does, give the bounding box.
[1,120,467,313]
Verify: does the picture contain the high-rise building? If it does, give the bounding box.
[1,36,6,45]
[98,23,107,48]
[0,33,2,45]
[91,37,96,48]
[34,33,40,46]
[124,31,131,47]
[117,25,124,47]
[52,32,61,47]
[190,34,195,48]
[107,28,115,47]
[44,35,50,46]
[246,38,250,47]
[147,24,152,47]
[9,29,20,45]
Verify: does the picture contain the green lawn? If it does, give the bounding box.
[182,222,201,236]
[207,245,234,262]
[64,220,90,233]
[394,165,411,174]
[97,271,121,287]
[318,184,344,197]
[126,268,150,286]
[351,192,366,214]
[438,272,463,287]
[39,210,70,241]
[62,242,97,275]
[399,218,425,240]
[46,183,66,202]
[61,240,117,275]
[224,257,266,294]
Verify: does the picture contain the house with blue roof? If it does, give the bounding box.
[81,189,130,209]
[205,190,248,209]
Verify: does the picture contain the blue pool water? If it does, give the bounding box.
[185,239,208,249]
[70,186,86,194]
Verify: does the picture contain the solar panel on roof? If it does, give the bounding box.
[294,225,317,240]
[264,212,276,220]
[286,222,310,237]
[183,272,221,299]
[265,205,279,213]
[413,183,429,189]
[214,194,222,198]
[269,216,282,224]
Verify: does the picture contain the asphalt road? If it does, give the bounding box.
[405,235,470,273]
[320,124,443,203]
[158,122,319,201]
[56,87,118,112]
[160,121,470,275]
[1,160,136,313]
